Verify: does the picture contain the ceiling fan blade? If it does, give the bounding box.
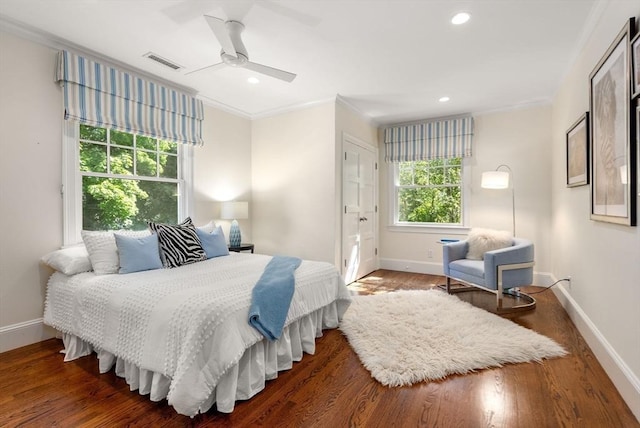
[204,15,237,57]
[185,62,226,76]
[244,61,296,83]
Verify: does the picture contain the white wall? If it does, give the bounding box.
[470,107,553,274]
[378,105,554,279]
[251,102,336,262]
[335,99,379,146]
[250,98,377,268]
[193,107,252,241]
[550,1,640,419]
[0,31,62,350]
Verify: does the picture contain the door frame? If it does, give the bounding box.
[341,132,379,282]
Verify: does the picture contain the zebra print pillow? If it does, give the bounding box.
[148,217,207,268]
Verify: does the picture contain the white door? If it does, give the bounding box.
[342,135,378,284]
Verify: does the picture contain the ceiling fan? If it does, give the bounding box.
[188,15,296,83]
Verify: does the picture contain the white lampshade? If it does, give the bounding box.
[481,171,510,189]
[220,201,249,220]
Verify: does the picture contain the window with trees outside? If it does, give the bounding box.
[76,124,184,232]
[394,158,463,225]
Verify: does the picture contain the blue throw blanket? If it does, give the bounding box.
[248,256,302,341]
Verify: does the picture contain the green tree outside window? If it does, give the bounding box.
[79,124,179,230]
[397,159,462,224]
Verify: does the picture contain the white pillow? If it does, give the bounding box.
[82,230,151,275]
[465,228,513,260]
[41,245,92,275]
[197,220,217,233]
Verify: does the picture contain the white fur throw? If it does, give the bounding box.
[465,228,513,260]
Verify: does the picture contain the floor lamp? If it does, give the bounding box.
[221,201,249,247]
[481,164,516,236]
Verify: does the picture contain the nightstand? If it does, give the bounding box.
[228,243,254,253]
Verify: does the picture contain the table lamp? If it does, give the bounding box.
[221,201,249,247]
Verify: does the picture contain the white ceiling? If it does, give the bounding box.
[0,0,600,125]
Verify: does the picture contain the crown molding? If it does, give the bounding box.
[471,99,552,117]
[249,97,336,120]
[196,94,253,120]
[335,95,379,127]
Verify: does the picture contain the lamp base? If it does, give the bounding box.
[229,219,241,247]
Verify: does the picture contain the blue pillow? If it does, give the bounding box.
[196,225,230,259]
[114,233,163,274]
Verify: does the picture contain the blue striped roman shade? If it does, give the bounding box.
[384,116,474,162]
[55,50,204,146]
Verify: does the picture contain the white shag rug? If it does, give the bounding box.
[339,289,567,387]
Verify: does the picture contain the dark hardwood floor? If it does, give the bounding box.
[1,270,637,427]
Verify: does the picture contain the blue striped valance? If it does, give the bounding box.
[384,116,474,162]
[55,50,204,146]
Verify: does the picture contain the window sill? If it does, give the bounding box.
[387,223,470,235]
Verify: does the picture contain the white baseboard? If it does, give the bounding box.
[0,319,56,353]
[379,258,444,275]
[553,282,640,422]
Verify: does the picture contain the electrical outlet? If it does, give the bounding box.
[427,249,433,258]
[562,276,572,288]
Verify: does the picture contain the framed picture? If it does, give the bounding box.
[566,113,589,187]
[589,17,636,226]
[632,32,640,98]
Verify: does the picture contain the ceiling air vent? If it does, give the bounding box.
[143,52,183,71]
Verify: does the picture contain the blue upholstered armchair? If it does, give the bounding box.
[442,237,535,311]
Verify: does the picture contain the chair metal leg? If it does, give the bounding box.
[445,261,536,313]
[497,270,504,310]
[497,261,536,312]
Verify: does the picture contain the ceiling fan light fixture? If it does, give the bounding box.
[196,15,297,83]
[451,12,471,25]
[221,51,248,66]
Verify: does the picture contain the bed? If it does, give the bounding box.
[43,250,351,417]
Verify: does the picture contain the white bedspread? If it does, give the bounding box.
[44,252,351,416]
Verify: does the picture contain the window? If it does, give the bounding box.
[393,158,463,226]
[63,122,193,244]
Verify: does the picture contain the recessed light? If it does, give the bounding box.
[439,96,450,103]
[451,12,471,25]
[247,77,260,84]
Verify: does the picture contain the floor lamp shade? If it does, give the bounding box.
[221,201,249,247]
[481,165,515,236]
[481,171,510,189]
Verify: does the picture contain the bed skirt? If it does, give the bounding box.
[60,300,343,415]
